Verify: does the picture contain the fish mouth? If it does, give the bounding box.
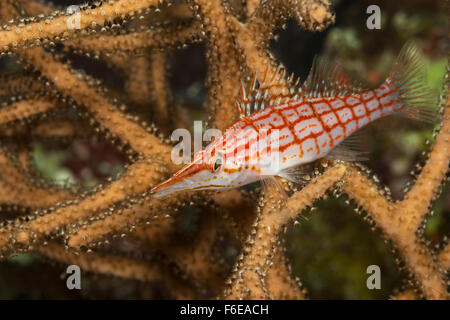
[151,182,228,199]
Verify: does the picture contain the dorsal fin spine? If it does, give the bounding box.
[236,63,306,117]
[251,72,258,91]
[262,65,269,83]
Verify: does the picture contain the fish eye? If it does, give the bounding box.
[213,158,222,171]
[209,152,223,172]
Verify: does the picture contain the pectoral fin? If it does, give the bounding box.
[326,129,370,162]
[276,163,317,185]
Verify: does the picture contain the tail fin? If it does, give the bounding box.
[385,42,437,124]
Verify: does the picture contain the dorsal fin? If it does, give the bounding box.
[302,56,367,99]
[236,64,302,118]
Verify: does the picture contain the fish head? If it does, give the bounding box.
[151,130,263,198]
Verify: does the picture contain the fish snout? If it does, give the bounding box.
[151,159,206,198]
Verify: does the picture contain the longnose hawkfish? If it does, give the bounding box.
[151,43,436,198]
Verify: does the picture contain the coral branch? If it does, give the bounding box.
[399,95,450,223]
[250,0,335,33]
[0,99,59,126]
[20,48,174,160]
[438,243,450,270]
[37,241,162,282]
[225,165,346,299]
[391,289,420,300]
[341,94,450,300]
[36,241,198,299]
[0,150,73,207]
[0,0,165,53]
[193,0,242,130]
[265,247,306,299]
[343,169,448,299]
[27,159,169,236]
[64,21,202,55]
[149,51,171,128]
[67,193,184,248]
